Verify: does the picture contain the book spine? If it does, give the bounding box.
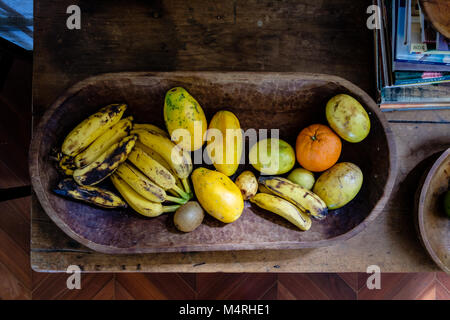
[381,84,450,104]
[395,58,450,66]
[394,76,450,86]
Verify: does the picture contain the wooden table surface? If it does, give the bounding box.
[31,0,450,272]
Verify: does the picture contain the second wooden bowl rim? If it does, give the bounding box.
[417,147,450,273]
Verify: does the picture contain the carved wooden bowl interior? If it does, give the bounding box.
[30,72,397,253]
[416,148,450,273]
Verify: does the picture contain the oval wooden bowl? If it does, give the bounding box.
[416,148,450,273]
[29,72,397,254]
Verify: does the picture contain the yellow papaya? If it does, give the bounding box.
[164,87,207,151]
[191,167,244,223]
[206,110,243,176]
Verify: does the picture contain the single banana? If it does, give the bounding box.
[259,176,328,220]
[133,123,169,137]
[54,178,127,209]
[127,145,189,199]
[134,141,187,197]
[115,162,186,204]
[110,174,180,217]
[258,183,274,195]
[131,129,193,194]
[73,135,137,186]
[74,116,133,168]
[249,193,311,231]
[58,154,77,176]
[62,103,127,156]
[134,141,174,174]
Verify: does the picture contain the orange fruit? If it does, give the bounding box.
[295,124,342,172]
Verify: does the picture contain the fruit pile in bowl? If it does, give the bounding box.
[30,72,395,253]
[51,87,372,234]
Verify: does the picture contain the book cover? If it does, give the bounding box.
[395,0,450,65]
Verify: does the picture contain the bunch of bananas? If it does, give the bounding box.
[249,176,328,231]
[52,104,193,216]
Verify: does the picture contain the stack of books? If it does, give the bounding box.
[375,0,450,110]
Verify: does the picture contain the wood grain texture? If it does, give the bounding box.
[0,261,31,300]
[25,272,450,300]
[29,72,396,254]
[338,273,359,291]
[115,273,196,300]
[33,0,375,116]
[0,198,30,252]
[0,53,33,300]
[437,272,450,289]
[92,278,115,300]
[416,148,450,273]
[357,273,444,300]
[278,273,355,300]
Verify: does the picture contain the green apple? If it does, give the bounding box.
[287,168,315,190]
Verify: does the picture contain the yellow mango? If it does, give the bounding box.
[206,110,243,176]
[313,162,363,210]
[191,167,244,223]
[164,87,207,151]
[326,94,370,143]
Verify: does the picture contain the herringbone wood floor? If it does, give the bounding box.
[1,51,449,301]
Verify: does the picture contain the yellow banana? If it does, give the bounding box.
[58,154,76,176]
[127,145,189,199]
[258,183,273,195]
[131,129,193,194]
[115,162,186,204]
[259,176,328,220]
[133,123,169,137]
[134,141,187,197]
[73,135,137,186]
[249,193,311,231]
[110,174,180,217]
[62,103,127,156]
[134,141,173,174]
[54,178,127,209]
[74,116,133,168]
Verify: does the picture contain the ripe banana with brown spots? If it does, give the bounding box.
[258,176,328,220]
[114,162,187,204]
[133,141,187,198]
[73,135,137,186]
[250,193,311,231]
[62,103,127,156]
[131,128,193,195]
[258,183,274,195]
[74,116,133,168]
[110,174,180,217]
[133,123,169,137]
[57,154,77,176]
[53,178,127,209]
[127,144,189,199]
